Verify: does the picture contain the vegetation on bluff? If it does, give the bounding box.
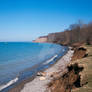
[47,21,92,46]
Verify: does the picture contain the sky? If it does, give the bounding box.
[0,0,92,42]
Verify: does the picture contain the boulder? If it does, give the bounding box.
[39,77,46,81]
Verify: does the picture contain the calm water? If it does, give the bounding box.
[0,42,68,91]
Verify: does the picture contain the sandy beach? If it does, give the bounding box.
[21,48,74,92]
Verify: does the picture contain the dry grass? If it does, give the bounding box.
[72,45,92,92]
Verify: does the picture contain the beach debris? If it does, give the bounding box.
[39,77,46,80]
[37,72,46,76]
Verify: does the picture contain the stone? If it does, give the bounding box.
[37,72,46,76]
[39,77,46,80]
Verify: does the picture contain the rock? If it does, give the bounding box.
[39,77,46,80]
[37,72,46,76]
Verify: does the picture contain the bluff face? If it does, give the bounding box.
[33,36,48,43]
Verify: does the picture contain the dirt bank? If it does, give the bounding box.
[47,46,90,92]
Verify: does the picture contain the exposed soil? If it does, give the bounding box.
[47,63,84,92]
[71,47,87,61]
[47,46,88,92]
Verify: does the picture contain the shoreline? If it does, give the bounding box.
[20,48,74,92]
[1,45,68,92]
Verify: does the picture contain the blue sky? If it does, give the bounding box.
[0,0,92,41]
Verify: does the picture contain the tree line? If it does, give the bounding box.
[47,21,92,46]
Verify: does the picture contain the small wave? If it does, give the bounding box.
[0,77,18,91]
[43,54,58,65]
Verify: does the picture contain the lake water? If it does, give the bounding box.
[0,42,68,91]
